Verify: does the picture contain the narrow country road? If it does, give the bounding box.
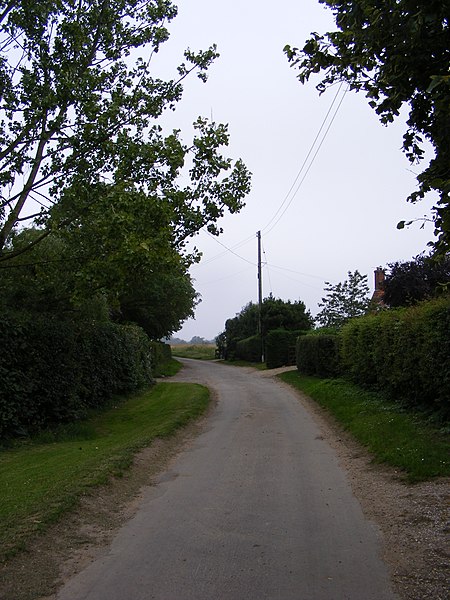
[56,359,398,600]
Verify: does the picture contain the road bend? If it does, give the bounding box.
[56,358,398,600]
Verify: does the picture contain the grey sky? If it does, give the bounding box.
[154,0,436,340]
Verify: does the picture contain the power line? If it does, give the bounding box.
[201,265,254,286]
[262,84,348,236]
[262,242,273,296]
[189,87,348,286]
[204,230,256,266]
[267,266,325,291]
[261,83,344,234]
[266,262,330,281]
[196,231,255,266]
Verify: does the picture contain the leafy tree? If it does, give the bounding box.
[316,270,370,328]
[167,337,188,345]
[117,269,198,339]
[0,228,85,316]
[285,1,450,251]
[0,224,198,339]
[224,302,258,344]
[0,1,251,260]
[189,336,207,344]
[219,296,313,358]
[261,295,313,335]
[384,253,450,307]
[55,183,179,302]
[215,331,227,358]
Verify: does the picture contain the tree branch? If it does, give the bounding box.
[0,1,15,26]
[0,228,51,262]
[0,112,51,252]
[0,119,40,163]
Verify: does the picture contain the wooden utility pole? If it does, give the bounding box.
[257,230,264,362]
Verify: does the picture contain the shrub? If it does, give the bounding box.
[296,333,341,377]
[149,341,172,376]
[266,329,307,369]
[340,297,450,417]
[0,314,153,438]
[340,315,379,385]
[235,335,263,363]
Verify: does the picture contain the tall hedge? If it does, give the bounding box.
[235,335,262,363]
[296,333,341,377]
[0,314,153,438]
[340,297,450,415]
[266,329,306,369]
[340,314,379,385]
[149,341,172,376]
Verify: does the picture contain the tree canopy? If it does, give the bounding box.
[0,0,252,339]
[0,0,251,262]
[383,253,450,307]
[315,270,370,328]
[285,0,450,251]
[0,224,198,339]
[218,295,313,358]
[226,296,313,339]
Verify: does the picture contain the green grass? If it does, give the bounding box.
[279,372,450,483]
[153,358,183,377]
[0,382,209,559]
[171,344,217,360]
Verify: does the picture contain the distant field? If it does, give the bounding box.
[171,344,217,360]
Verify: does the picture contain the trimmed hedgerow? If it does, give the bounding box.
[295,297,450,419]
[266,329,307,369]
[340,297,450,417]
[0,314,153,438]
[340,314,380,386]
[235,335,262,363]
[296,332,341,378]
[149,341,172,376]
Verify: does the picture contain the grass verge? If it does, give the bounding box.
[279,372,449,483]
[171,344,216,360]
[0,382,209,560]
[153,358,183,377]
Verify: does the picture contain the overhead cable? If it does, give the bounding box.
[262,242,273,296]
[262,84,348,236]
[201,265,254,286]
[266,262,329,281]
[204,230,256,266]
[196,231,255,267]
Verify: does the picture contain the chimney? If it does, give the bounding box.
[374,267,385,291]
[371,267,385,307]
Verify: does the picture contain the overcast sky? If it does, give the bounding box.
[153,0,436,341]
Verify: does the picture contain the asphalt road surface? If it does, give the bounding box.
[56,359,398,600]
